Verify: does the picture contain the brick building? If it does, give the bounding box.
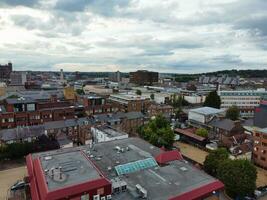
[0,62,12,83]
[0,95,75,129]
[148,103,174,119]
[92,112,145,136]
[109,94,150,113]
[129,70,159,85]
[79,94,116,115]
[253,128,267,169]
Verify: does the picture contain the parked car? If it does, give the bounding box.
[11,181,26,191]
[255,185,267,198]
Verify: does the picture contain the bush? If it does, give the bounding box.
[196,128,208,138]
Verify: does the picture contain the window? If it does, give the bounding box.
[260,157,266,161]
[262,142,267,147]
[93,195,100,200]
[27,103,36,111]
[81,194,89,200]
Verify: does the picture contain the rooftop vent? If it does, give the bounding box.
[180,167,188,172]
[44,156,52,161]
[136,184,147,199]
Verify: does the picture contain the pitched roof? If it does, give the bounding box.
[190,107,224,115]
[0,125,45,141]
[209,119,236,131]
[155,150,183,164]
[175,128,206,142]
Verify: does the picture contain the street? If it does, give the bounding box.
[0,166,27,200]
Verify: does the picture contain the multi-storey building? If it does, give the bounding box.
[10,71,27,85]
[219,89,267,118]
[129,70,159,85]
[253,128,267,169]
[78,94,116,115]
[0,95,75,129]
[148,103,173,119]
[0,62,12,83]
[109,94,150,113]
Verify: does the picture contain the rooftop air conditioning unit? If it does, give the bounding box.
[136,184,147,199]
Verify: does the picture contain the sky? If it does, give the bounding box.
[0,0,267,73]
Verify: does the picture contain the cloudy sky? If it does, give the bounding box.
[0,0,266,73]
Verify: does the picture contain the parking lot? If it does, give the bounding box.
[175,141,267,188]
[0,166,27,200]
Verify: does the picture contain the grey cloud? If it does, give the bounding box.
[10,12,89,36]
[0,0,38,7]
[55,0,131,15]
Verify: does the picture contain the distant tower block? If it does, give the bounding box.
[60,69,64,81]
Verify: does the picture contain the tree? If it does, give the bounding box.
[76,89,85,95]
[171,94,190,109]
[203,91,221,109]
[150,93,155,100]
[196,128,208,138]
[226,106,239,121]
[136,89,142,95]
[218,159,257,198]
[203,148,229,177]
[138,114,175,149]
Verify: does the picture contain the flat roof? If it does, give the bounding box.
[86,138,220,200]
[96,126,127,138]
[28,138,223,200]
[33,149,102,191]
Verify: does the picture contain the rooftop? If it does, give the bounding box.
[190,107,225,115]
[32,149,103,191]
[109,93,148,101]
[96,126,128,138]
[87,138,222,200]
[27,138,223,200]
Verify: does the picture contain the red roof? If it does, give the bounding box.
[175,128,206,142]
[169,180,224,200]
[26,152,112,200]
[155,150,183,164]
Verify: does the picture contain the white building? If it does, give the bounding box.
[91,126,128,143]
[183,95,206,104]
[219,89,267,118]
[188,107,225,127]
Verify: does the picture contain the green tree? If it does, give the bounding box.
[150,93,155,100]
[196,128,208,138]
[218,159,257,198]
[76,89,85,95]
[203,91,221,109]
[136,89,142,95]
[138,115,175,149]
[203,148,229,177]
[226,106,239,121]
[171,94,190,109]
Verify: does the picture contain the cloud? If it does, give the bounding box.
[55,0,131,15]
[0,0,267,73]
[0,0,38,7]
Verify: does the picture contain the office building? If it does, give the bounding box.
[0,62,12,83]
[219,89,267,118]
[10,71,27,85]
[129,70,159,85]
